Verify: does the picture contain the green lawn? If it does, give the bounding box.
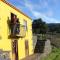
[42,47,60,60]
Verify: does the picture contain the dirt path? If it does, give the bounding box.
[21,53,47,60]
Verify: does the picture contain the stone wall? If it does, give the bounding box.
[0,50,10,60]
[33,35,37,50]
[33,34,52,55]
[44,39,52,55]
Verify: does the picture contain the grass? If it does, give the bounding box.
[41,47,60,60]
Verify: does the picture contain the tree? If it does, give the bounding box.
[32,18,48,34]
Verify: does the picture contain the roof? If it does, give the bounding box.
[1,0,32,20]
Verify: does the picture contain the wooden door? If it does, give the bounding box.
[12,40,18,60]
[25,40,29,56]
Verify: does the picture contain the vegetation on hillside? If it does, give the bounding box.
[41,47,60,60]
[32,18,60,34]
[32,18,60,60]
[48,23,60,33]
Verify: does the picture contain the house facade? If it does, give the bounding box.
[0,0,33,60]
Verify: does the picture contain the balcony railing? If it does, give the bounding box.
[8,23,26,39]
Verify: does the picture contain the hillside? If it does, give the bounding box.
[48,23,60,33]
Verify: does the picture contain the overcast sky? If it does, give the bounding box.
[7,0,60,23]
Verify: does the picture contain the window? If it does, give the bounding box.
[10,13,20,35]
[24,20,27,31]
[11,13,17,23]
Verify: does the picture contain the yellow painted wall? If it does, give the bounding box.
[0,0,33,60]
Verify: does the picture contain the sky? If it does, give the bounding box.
[7,0,60,23]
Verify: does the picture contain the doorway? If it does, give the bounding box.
[25,40,29,56]
[12,40,18,60]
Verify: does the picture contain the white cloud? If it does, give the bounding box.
[45,9,53,17]
[23,0,60,23]
[32,11,60,23]
[39,0,48,8]
[8,0,60,23]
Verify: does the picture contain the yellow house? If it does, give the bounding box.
[0,0,33,60]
